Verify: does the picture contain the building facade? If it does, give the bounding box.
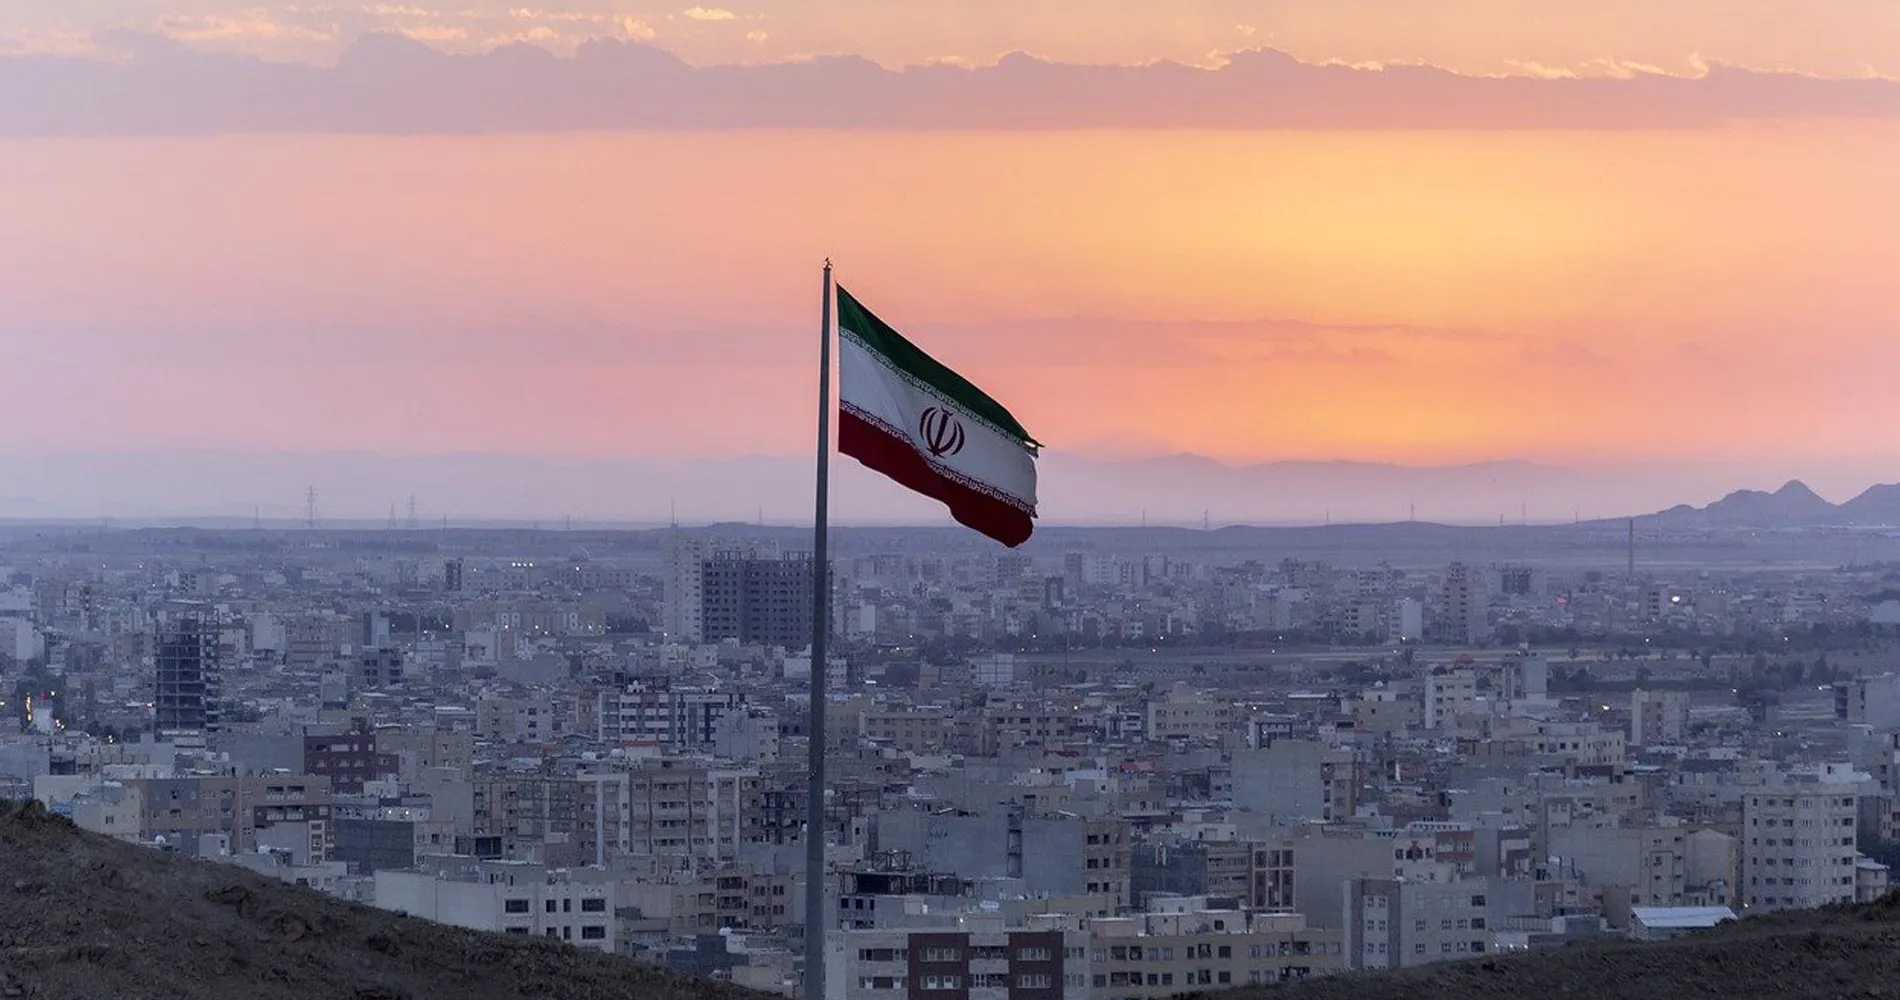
[826,925,1086,1000]
[155,617,221,737]
[1742,785,1860,912]
[700,552,823,648]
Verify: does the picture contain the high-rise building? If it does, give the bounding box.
[155,615,221,737]
[1742,781,1861,913]
[1435,563,1489,645]
[660,532,727,644]
[700,551,827,648]
[443,558,465,593]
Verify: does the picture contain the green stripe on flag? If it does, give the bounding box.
[837,285,1039,448]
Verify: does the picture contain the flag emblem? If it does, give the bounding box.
[918,407,966,458]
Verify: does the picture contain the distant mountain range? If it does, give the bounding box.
[0,449,1896,528]
[1644,479,1900,527]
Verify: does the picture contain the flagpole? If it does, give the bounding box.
[803,259,834,1000]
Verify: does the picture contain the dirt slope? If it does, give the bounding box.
[1202,895,1900,1000]
[0,799,773,1000]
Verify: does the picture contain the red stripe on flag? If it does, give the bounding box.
[839,408,1034,548]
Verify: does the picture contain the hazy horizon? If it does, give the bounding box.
[3,448,1896,526]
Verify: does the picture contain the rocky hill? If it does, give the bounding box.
[0,799,772,1000]
[1648,478,1900,528]
[10,797,1900,1000]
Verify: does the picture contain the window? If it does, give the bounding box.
[1016,975,1052,990]
[922,948,961,963]
[581,898,605,913]
[1016,947,1052,962]
[505,927,529,936]
[504,899,530,914]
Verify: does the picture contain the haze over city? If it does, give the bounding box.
[2,0,1898,523]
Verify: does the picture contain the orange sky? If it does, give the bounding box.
[1,124,1896,469]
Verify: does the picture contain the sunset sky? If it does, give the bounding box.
[1,2,1897,521]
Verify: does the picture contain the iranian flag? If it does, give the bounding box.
[836,286,1040,547]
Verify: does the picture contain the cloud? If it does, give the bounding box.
[746,29,770,43]
[2,38,1899,136]
[682,7,739,21]
[399,24,471,42]
[508,8,613,22]
[0,27,96,57]
[154,9,337,44]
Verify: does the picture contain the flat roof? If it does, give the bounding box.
[1630,906,1734,928]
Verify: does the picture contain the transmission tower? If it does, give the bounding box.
[305,487,319,530]
[407,495,420,531]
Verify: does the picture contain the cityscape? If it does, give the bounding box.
[7,505,1900,997]
[3,1,1896,997]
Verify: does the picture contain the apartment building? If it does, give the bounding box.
[980,701,1086,754]
[1145,684,1239,742]
[1344,876,1497,970]
[1200,840,1297,911]
[1086,903,1343,998]
[304,732,395,794]
[579,759,765,863]
[1630,689,1692,746]
[1423,670,1482,730]
[133,775,333,856]
[374,727,475,775]
[597,686,748,748]
[622,864,801,935]
[861,709,951,752]
[374,859,617,953]
[1742,784,1860,912]
[825,922,1086,1000]
[701,551,821,647]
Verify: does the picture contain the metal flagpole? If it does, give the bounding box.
[803,259,835,1000]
